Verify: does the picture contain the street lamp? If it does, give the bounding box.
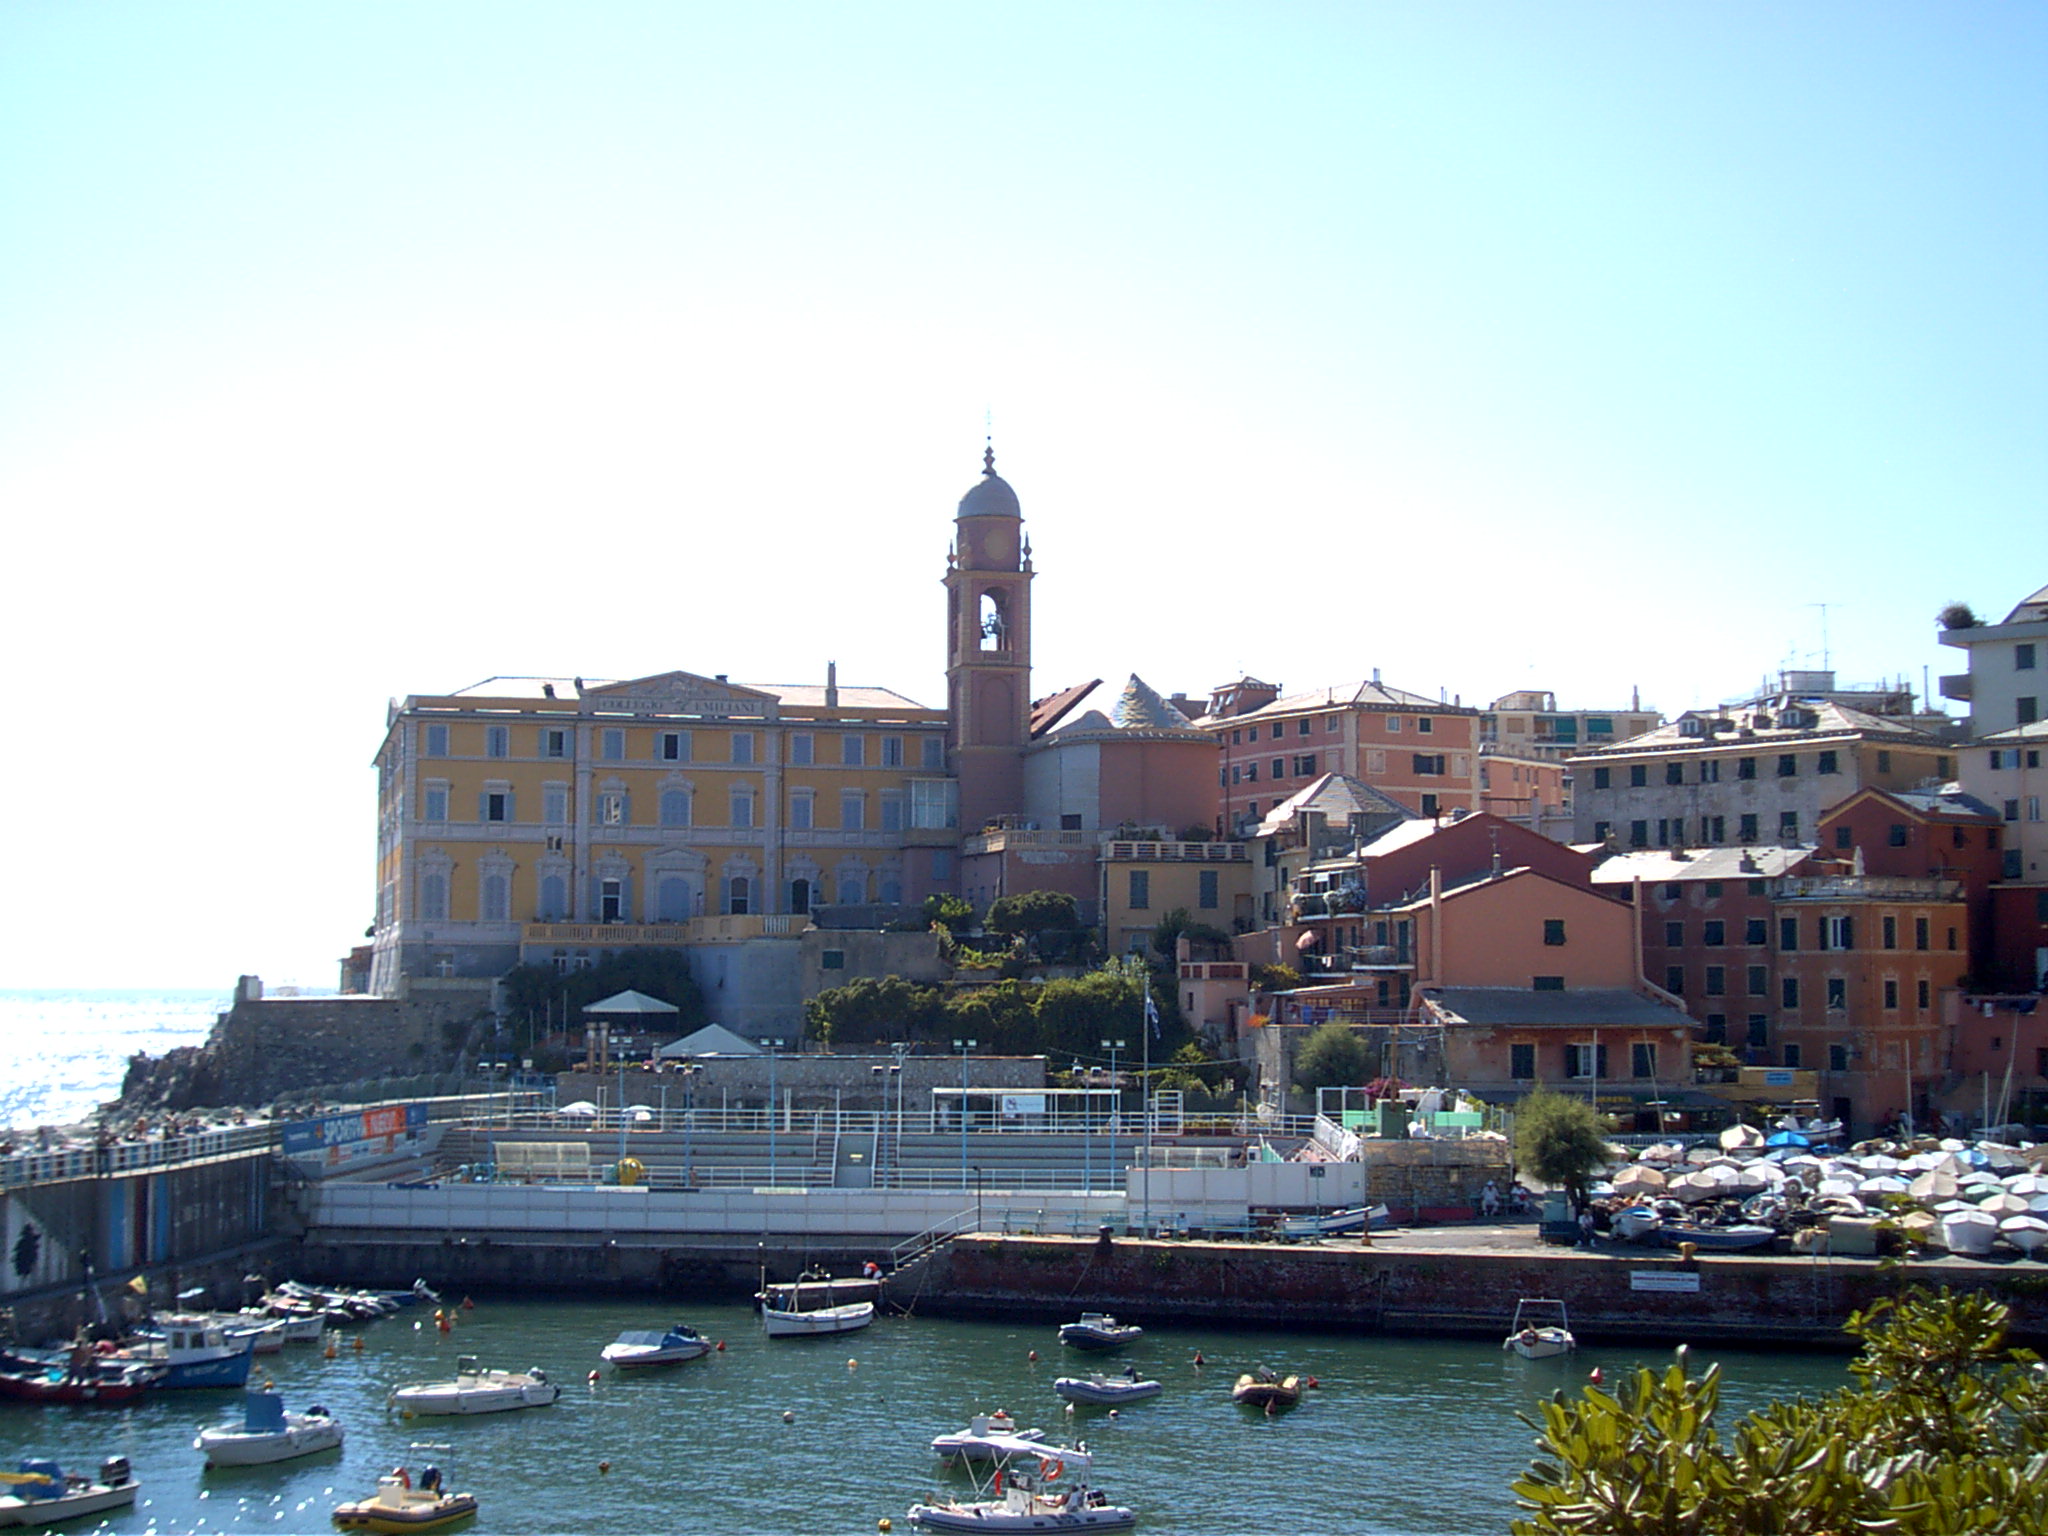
[953,1038,978,1190]
[870,1060,902,1189]
[1097,1039,1125,1196]
[679,1063,703,1188]
[1105,1040,1122,1212]
[764,1038,787,1186]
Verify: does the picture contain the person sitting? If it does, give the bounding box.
[418,1466,443,1494]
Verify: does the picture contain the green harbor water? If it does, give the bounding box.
[0,1295,1852,1536]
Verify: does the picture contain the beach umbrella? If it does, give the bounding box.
[1818,1176,1860,1199]
[558,1101,598,1116]
[2006,1174,2048,1197]
[1720,1124,1766,1152]
[1858,1175,1911,1197]
[1858,1155,1904,1174]
[1765,1129,1811,1149]
[1978,1191,2028,1216]
[1612,1166,1666,1195]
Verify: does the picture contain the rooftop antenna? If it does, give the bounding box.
[1805,602,1838,672]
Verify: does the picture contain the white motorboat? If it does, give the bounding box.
[907,1434,1133,1532]
[1939,1207,1999,1256]
[1057,1313,1142,1351]
[0,1456,137,1528]
[1504,1299,1576,1360]
[389,1356,559,1415]
[1277,1203,1393,1238]
[600,1324,712,1369]
[1054,1369,1162,1406]
[196,1389,344,1467]
[931,1411,1045,1461]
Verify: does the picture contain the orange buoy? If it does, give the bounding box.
[715,1340,726,1351]
[352,1335,365,1351]
[1027,1350,1038,1362]
[324,1339,338,1359]
[588,1369,600,1385]
[1193,1351,1204,1367]
[461,1296,475,1310]
[598,1461,611,1474]
[1589,1366,1604,1384]
[1306,1376,1319,1389]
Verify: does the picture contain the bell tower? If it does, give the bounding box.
[944,446,1034,835]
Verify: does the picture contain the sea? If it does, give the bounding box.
[0,1293,1852,1536]
[0,989,230,1130]
[0,989,1855,1532]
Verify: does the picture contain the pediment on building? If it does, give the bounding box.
[583,671,781,719]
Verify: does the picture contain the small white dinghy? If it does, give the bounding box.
[1504,1299,1576,1360]
[389,1356,559,1416]
[1053,1369,1162,1407]
[197,1388,344,1466]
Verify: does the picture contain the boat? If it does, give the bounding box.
[1231,1366,1302,1409]
[332,1466,477,1533]
[389,1357,558,1415]
[1277,1203,1393,1238]
[196,1388,344,1466]
[907,1434,1134,1532]
[0,1456,138,1528]
[1053,1368,1162,1406]
[601,1324,712,1369]
[1504,1298,1576,1360]
[931,1411,1045,1461]
[1057,1313,1142,1351]
[0,1344,163,1406]
[118,1313,256,1388]
[760,1278,875,1339]
[1611,1205,1663,1242]
[1654,1222,1778,1253]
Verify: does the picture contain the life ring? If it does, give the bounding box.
[1040,1458,1064,1481]
[393,1467,411,1490]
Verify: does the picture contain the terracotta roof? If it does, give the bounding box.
[1031,679,1102,737]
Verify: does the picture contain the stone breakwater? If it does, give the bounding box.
[116,987,489,1113]
[902,1230,2048,1347]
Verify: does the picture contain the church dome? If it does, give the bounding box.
[957,447,1021,519]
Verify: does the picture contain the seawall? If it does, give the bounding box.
[898,1232,2048,1348]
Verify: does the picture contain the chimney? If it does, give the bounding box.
[825,661,839,709]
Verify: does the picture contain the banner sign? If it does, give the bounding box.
[1630,1271,1701,1293]
[282,1103,426,1156]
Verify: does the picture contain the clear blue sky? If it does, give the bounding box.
[3,3,2042,988]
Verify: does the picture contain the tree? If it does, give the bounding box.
[1512,1287,2048,1536]
[802,975,942,1049]
[500,950,706,1051]
[1292,1022,1373,1098]
[1512,1085,1611,1214]
[984,890,1083,959]
[919,893,976,939]
[1033,968,1148,1061]
[1149,907,1233,960]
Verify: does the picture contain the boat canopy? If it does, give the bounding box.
[611,1331,676,1348]
[971,1434,1092,1469]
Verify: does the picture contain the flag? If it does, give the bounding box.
[127,1275,147,1295]
[1143,990,1160,1039]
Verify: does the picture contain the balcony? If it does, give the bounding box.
[1777,875,1963,902]
[1103,840,1249,863]
[1939,673,1973,702]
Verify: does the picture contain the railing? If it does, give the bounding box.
[1777,875,1964,901]
[0,1121,281,1191]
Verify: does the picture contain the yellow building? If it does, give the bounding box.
[1097,835,1257,957]
[370,669,957,990]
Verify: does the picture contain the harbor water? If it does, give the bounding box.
[0,1292,1851,1535]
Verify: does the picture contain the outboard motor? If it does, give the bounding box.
[100,1456,133,1487]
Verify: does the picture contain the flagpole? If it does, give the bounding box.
[1141,970,1153,1238]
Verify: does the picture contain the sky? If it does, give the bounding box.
[3,3,2043,990]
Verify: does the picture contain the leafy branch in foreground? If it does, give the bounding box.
[1511,1287,2048,1536]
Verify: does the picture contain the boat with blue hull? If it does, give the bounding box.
[118,1315,255,1389]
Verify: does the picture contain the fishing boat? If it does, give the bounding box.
[907,1434,1134,1532]
[600,1324,712,1369]
[1654,1222,1778,1253]
[389,1357,558,1415]
[332,1465,477,1533]
[931,1411,1045,1461]
[1277,1203,1393,1238]
[0,1344,162,1406]
[1053,1368,1162,1406]
[0,1456,137,1528]
[118,1313,256,1388]
[760,1277,874,1339]
[1231,1367,1301,1409]
[1504,1298,1576,1360]
[1057,1313,1142,1351]
[196,1388,344,1466]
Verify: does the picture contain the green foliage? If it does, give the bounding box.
[984,890,1088,962]
[1512,1086,1611,1212]
[920,893,976,938]
[1292,1022,1373,1094]
[1251,963,1303,993]
[802,975,942,1048]
[1512,1287,2048,1536]
[1033,967,1148,1061]
[1149,907,1234,960]
[939,980,1040,1055]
